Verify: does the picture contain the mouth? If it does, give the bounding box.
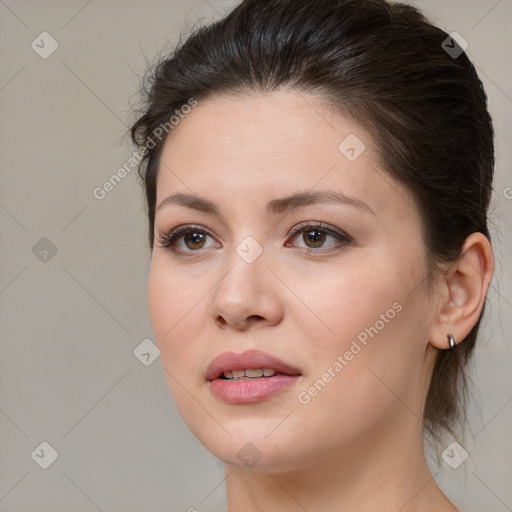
[220,368,286,380]
[206,349,302,404]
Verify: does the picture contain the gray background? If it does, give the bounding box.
[1,0,511,511]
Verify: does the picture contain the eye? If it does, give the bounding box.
[286,222,352,253]
[155,221,352,257]
[155,225,218,255]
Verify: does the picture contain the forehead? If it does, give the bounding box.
[156,91,418,224]
[160,91,368,171]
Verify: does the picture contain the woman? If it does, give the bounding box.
[130,0,495,509]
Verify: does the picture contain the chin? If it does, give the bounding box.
[183,414,320,473]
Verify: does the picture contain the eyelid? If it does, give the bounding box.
[287,221,350,242]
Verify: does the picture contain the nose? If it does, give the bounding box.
[209,245,284,331]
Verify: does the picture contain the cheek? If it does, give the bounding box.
[292,259,428,432]
[147,261,207,412]
[291,255,403,357]
[148,255,204,331]
[147,257,219,388]
[147,264,175,340]
[147,259,201,360]
[295,257,415,371]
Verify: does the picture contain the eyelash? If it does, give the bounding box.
[155,222,353,257]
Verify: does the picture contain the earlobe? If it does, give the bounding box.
[429,232,495,350]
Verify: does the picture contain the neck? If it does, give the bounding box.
[224,414,457,512]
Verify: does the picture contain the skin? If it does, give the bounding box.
[147,90,494,511]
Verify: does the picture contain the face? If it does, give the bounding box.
[148,90,439,472]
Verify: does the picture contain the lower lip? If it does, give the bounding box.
[209,375,301,404]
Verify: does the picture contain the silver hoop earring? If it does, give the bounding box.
[447,333,457,350]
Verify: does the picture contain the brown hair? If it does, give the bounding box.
[130,0,494,442]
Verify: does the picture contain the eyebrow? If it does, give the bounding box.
[156,190,375,216]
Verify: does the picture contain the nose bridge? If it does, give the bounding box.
[216,235,268,301]
[209,235,283,328]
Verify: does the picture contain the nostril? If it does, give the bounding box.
[214,315,228,328]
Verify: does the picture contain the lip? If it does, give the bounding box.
[206,349,302,404]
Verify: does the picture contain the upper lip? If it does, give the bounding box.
[206,349,302,380]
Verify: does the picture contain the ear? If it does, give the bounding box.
[429,232,495,350]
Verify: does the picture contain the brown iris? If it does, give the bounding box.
[184,232,207,250]
[303,229,326,248]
